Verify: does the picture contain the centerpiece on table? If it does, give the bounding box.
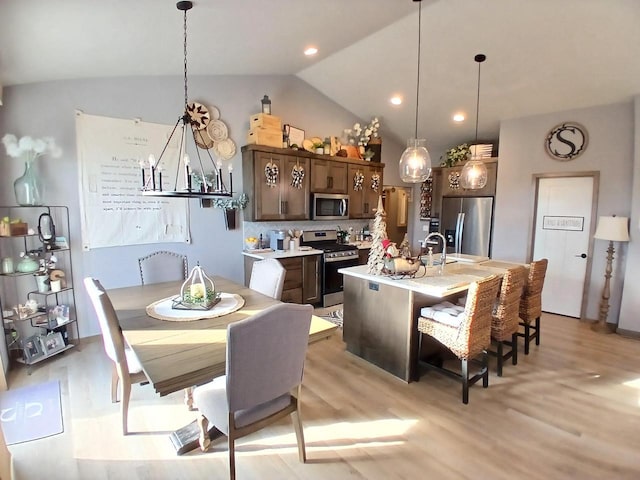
[2,134,62,206]
[172,264,221,310]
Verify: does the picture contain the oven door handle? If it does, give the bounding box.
[324,255,359,264]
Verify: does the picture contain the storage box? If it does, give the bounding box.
[0,222,28,236]
[247,127,283,148]
[249,113,282,131]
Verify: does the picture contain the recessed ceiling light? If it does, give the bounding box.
[304,47,318,56]
[453,113,465,122]
[390,96,402,105]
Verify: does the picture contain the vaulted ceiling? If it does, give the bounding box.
[1,0,639,155]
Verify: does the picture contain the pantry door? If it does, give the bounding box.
[531,173,598,318]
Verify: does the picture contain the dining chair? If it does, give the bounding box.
[84,277,148,435]
[193,303,313,479]
[490,266,526,376]
[248,258,286,300]
[518,259,549,355]
[417,275,502,404]
[138,250,188,285]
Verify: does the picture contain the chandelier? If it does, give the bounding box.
[141,1,232,199]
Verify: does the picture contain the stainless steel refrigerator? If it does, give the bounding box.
[440,197,494,257]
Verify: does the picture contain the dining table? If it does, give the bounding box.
[107,275,338,454]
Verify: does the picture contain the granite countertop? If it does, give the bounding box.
[348,241,372,249]
[339,261,519,298]
[242,248,323,260]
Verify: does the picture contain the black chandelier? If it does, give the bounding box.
[141,1,232,199]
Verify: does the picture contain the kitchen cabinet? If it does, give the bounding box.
[358,248,370,265]
[242,149,310,221]
[310,158,347,194]
[0,205,79,367]
[243,253,321,306]
[348,164,384,219]
[439,159,497,198]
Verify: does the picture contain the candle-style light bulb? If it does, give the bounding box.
[148,154,155,168]
[228,164,233,194]
[217,160,223,192]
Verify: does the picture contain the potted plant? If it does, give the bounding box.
[442,143,471,167]
[312,141,324,154]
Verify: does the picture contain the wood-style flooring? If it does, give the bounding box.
[5,312,640,479]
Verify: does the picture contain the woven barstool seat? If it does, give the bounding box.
[490,266,526,376]
[417,275,501,404]
[518,259,548,355]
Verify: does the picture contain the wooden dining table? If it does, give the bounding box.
[108,276,338,397]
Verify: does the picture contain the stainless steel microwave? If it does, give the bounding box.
[312,193,349,220]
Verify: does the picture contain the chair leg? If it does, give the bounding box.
[197,414,211,452]
[292,409,307,463]
[524,323,531,355]
[535,316,541,345]
[496,342,504,377]
[482,350,489,388]
[228,435,236,480]
[511,333,518,365]
[461,359,469,404]
[121,379,131,435]
[184,386,195,411]
[111,365,119,403]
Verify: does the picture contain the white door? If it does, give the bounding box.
[533,176,595,317]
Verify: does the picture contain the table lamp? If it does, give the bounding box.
[592,215,630,333]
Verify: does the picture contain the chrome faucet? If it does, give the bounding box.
[423,232,447,272]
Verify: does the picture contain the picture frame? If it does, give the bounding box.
[42,332,66,356]
[23,335,45,363]
[284,124,305,149]
[48,304,70,328]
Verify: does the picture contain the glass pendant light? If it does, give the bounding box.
[399,0,432,183]
[460,54,488,190]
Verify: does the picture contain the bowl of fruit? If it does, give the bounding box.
[245,237,259,250]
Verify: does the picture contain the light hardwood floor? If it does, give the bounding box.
[5,313,640,479]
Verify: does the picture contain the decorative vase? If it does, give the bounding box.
[14,160,43,206]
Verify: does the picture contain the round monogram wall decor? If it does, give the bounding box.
[544,122,588,161]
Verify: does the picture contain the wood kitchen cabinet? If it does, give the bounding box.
[310,158,347,194]
[242,149,310,221]
[348,164,384,219]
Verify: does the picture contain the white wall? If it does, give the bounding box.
[494,102,634,323]
[0,75,403,338]
[618,95,640,334]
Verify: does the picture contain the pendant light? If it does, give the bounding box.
[460,54,488,190]
[399,0,432,184]
[142,1,232,199]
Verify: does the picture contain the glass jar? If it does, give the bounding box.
[1,257,14,274]
[14,160,44,206]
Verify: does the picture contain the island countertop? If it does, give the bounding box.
[339,261,514,298]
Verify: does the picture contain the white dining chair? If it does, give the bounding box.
[248,258,286,300]
[193,303,313,479]
[138,250,188,285]
[84,277,149,435]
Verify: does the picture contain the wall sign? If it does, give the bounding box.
[544,122,588,161]
[542,215,584,231]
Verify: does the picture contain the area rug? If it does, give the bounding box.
[321,309,343,329]
[0,380,63,445]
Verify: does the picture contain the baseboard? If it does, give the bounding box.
[615,327,640,339]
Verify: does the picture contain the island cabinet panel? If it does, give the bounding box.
[242,150,310,221]
[348,164,384,219]
[310,158,348,194]
[302,254,321,304]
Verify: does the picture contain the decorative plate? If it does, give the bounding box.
[186,102,210,130]
[207,119,229,142]
[310,136,323,146]
[215,138,237,160]
[209,105,220,120]
[302,139,314,152]
[194,128,214,150]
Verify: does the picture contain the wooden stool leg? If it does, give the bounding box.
[461,359,469,404]
[524,323,531,355]
[496,342,504,377]
[535,317,541,345]
[511,333,518,365]
[482,350,489,388]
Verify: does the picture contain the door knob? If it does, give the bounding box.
[575,253,587,258]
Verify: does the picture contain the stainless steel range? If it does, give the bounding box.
[300,229,359,307]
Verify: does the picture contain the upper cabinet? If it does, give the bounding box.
[242,148,310,221]
[439,159,497,197]
[348,164,384,219]
[310,158,347,194]
[242,145,385,222]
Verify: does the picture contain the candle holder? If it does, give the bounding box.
[172,264,221,311]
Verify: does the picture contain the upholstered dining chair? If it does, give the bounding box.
[138,250,188,285]
[248,258,286,300]
[193,303,313,479]
[518,259,549,355]
[84,277,148,435]
[417,275,502,404]
[490,266,526,376]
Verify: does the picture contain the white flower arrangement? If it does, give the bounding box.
[344,117,381,147]
[2,134,62,163]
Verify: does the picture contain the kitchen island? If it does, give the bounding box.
[338,261,519,382]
